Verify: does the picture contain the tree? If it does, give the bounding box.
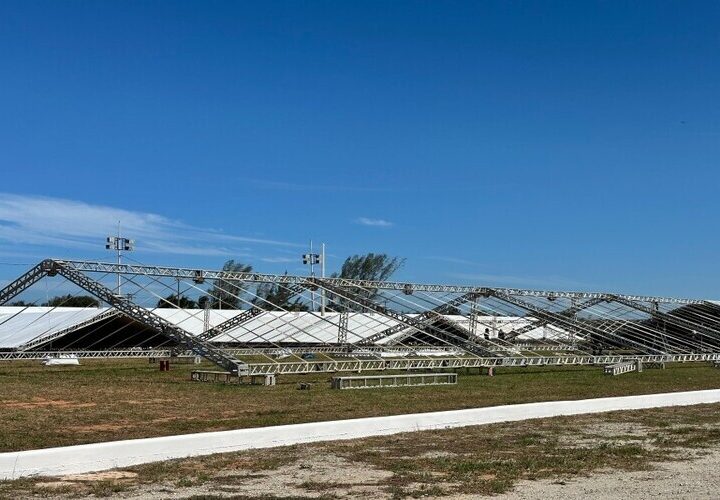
[252,276,308,311]
[7,300,28,306]
[198,260,253,309]
[43,294,99,307]
[329,253,405,310]
[156,294,198,309]
[335,253,405,282]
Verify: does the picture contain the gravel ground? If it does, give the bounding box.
[30,446,720,499]
[500,448,720,500]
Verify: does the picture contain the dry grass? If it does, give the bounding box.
[0,359,719,452]
[2,403,720,498]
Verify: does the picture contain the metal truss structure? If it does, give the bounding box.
[196,307,263,341]
[243,353,720,376]
[45,260,699,303]
[360,292,479,344]
[0,260,246,374]
[2,258,720,377]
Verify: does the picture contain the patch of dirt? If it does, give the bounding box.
[420,450,458,458]
[62,471,138,482]
[558,421,651,447]
[581,421,651,437]
[118,399,175,405]
[148,415,242,424]
[1,398,96,410]
[33,481,72,489]
[234,453,393,498]
[149,416,195,424]
[119,453,394,499]
[72,423,130,432]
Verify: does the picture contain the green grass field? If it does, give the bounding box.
[1,359,719,452]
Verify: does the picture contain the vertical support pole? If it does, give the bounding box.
[116,220,122,295]
[469,298,479,336]
[338,311,349,345]
[570,297,577,347]
[203,303,210,333]
[309,240,316,312]
[321,243,326,316]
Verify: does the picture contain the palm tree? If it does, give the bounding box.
[198,260,253,309]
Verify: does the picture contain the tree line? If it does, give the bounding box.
[156,253,404,310]
[8,294,99,307]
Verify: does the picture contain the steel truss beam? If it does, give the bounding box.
[196,282,312,341]
[503,297,607,340]
[0,349,179,360]
[56,260,701,304]
[513,342,581,351]
[360,292,479,345]
[196,307,263,341]
[0,346,465,361]
[607,295,720,341]
[4,349,719,374]
[2,259,717,364]
[0,261,52,305]
[338,311,349,344]
[3,260,247,374]
[310,278,495,356]
[245,353,720,375]
[484,289,665,354]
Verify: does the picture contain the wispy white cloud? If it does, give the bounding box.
[0,193,303,257]
[355,217,394,228]
[259,256,298,263]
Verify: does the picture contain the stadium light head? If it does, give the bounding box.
[302,253,320,265]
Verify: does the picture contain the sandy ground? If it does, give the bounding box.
[500,448,720,500]
[30,446,720,499]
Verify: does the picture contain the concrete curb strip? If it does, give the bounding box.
[2,389,720,479]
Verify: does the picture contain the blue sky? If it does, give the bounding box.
[0,1,719,298]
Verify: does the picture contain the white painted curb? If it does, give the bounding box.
[2,389,720,480]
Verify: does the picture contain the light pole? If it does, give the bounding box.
[302,241,322,312]
[321,243,326,315]
[105,222,134,296]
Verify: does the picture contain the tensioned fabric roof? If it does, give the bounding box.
[0,307,565,349]
[0,307,111,349]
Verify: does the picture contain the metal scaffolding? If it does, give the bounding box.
[1,258,719,376]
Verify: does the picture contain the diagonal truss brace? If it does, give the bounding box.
[0,261,51,305]
[196,307,263,341]
[607,295,720,343]
[503,297,607,341]
[360,292,479,345]
[43,260,246,374]
[485,289,665,354]
[311,278,495,356]
[197,283,310,342]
